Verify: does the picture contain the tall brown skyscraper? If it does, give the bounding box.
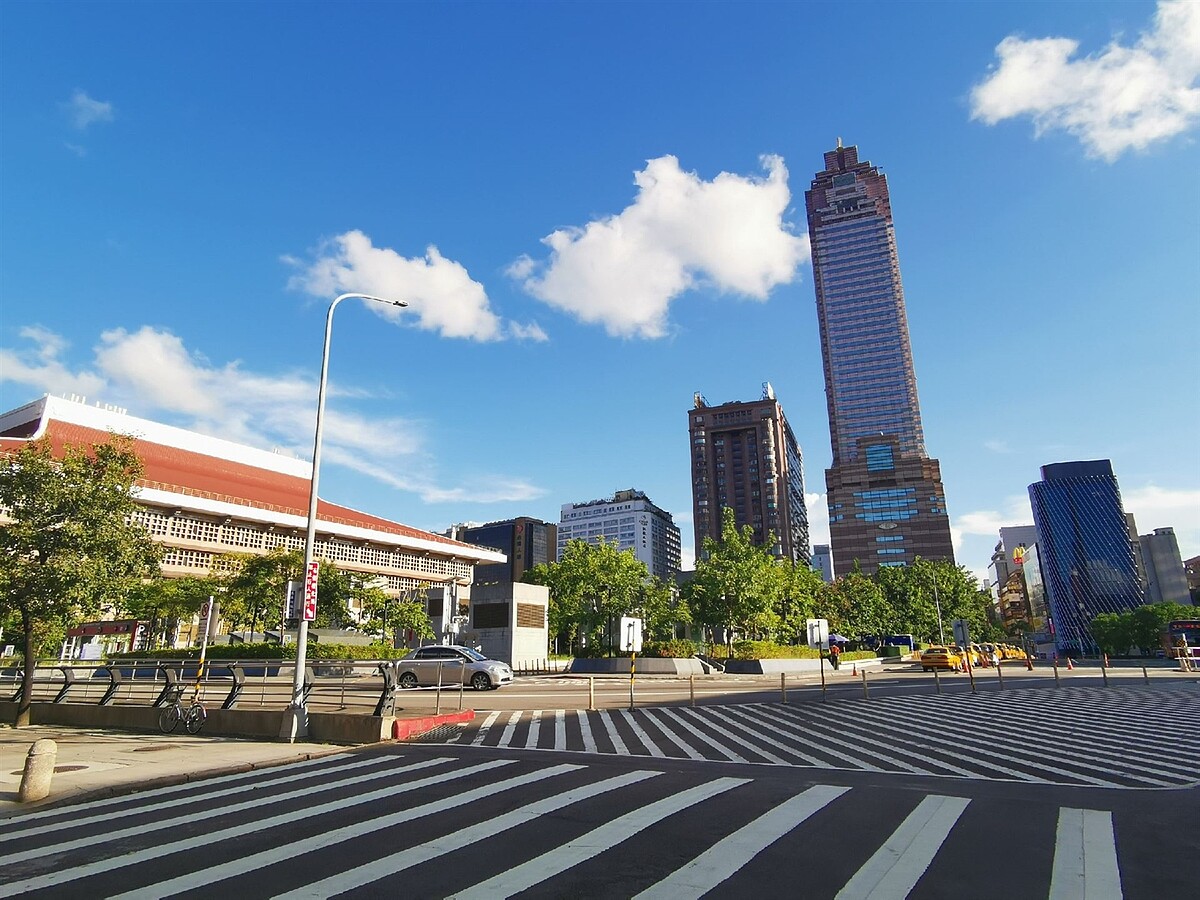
[806,142,954,576]
[688,384,810,565]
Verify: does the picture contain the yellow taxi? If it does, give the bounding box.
[920,646,962,672]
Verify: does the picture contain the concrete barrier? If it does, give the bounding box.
[567,658,706,675]
[0,701,395,745]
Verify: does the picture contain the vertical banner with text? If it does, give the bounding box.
[303,561,319,621]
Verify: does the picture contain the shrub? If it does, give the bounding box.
[730,641,823,660]
[641,639,699,659]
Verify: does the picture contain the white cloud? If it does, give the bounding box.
[287,230,509,342]
[971,1,1200,161]
[950,494,1034,554]
[63,90,114,130]
[507,321,549,342]
[0,326,544,506]
[0,326,106,398]
[1123,484,1200,557]
[805,491,831,549]
[511,154,809,338]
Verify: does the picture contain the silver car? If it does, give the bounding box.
[398,645,513,691]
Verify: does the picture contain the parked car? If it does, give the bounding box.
[398,645,513,691]
[920,646,962,672]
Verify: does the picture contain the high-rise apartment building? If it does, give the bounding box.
[806,141,954,575]
[557,489,681,581]
[1028,460,1144,654]
[688,384,810,565]
[450,517,557,585]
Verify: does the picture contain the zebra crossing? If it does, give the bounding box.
[437,685,1200,787]
[0,748,1164,899]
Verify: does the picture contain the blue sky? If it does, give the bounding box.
[2,1,1198,581]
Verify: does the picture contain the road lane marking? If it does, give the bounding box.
[524,709,542,749]
[467,710,500,744]
[0,758,518,895]
[449,777,751,899]
[596,710,629,755]
[618,709,666,757]
[554,709,566,748]
[835,794,970,900]
[633,784,849,899]
[1049,809,1123,900]
[576,709,598,754]
[637,708,707,760]
[497,710,522,746]
[110,764,587,900]
[271,769,661,899]
[654,707,748,763]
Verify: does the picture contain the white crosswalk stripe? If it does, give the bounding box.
[449,686,1200,786]
[0,753,1144,900]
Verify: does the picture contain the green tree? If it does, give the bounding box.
[120,575,215,648]
[524,538,653,655]
[1126,602,1196,653]
[774,564,824,644]
[359,583,434,645]
[0,436,161,725]
[219,547,303,637]
[687,508,785,655]
[814,570,889,641]
[1089,612,1133,656]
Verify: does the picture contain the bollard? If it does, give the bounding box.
[932,667,941,694]
[435,662,443,715]
[588,676,596,711]
[19,739,57,803]
[458,660,466,710]
[781,672,788,704]
[1101,664,1109,687]
[689,673,695,708]
[996,663,1004,690]
[1142,666,1149,684]
[1053,659,1060,686]
[861,669,869,699]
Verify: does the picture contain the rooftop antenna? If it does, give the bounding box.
[837,136,842,149]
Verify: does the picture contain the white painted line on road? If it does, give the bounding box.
[272,769,661,899]
[497,710,522,747]
[634,784,849,899]
[716,705,828,766]
[597,710,629,755]
[618,709,667,757]
[468,710,501,744]
[1049,808,1123,900]
[554,709,566,749]
[656,707,749,763]
[701,706,818,765]
[0,754,381,840]
[110,763,585,900]
[636,708,708,760]
[449,777,751,900]
[834,794,970,900]
[524,709,542,750]
[576,709,599,754]
[0,758,516,896]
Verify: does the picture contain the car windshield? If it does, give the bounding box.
[458,648,487,661]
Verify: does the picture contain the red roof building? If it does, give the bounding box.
[0,395,505,600]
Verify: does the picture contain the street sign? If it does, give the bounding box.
[806,618,829,650]
[303,561,319,622]
[284,579,302,621]
[952,619,970,646]
[619,616,643,653]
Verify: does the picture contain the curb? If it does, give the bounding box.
[393,709,475,741]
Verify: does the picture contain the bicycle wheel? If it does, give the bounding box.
[184,703,206,734]
[158,704,181,734]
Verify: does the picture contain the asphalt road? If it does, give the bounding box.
[2,733,1195,898]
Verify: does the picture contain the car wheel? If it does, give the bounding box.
[471,672,491,691]
[399,672,419,689]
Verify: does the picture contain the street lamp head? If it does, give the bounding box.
[335,292,409,309]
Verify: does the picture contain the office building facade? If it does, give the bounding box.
[806,142,954,576]
[688,385,810,565]
[452,517,557,585]
[557,489,681,581]
[1139,527,1192,605]
[1028,460,1144,654]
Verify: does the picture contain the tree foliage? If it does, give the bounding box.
[525,538,670,655]
[0,436,161,724]
[119,575,216,649]
[686,508,787,654]
[359,583,434,645]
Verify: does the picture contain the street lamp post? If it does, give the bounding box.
[280,292,407,742]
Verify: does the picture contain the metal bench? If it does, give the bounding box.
[374,661,400,717]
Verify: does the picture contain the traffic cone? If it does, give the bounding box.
[1066,657,1074,671]
[851,662,857,676]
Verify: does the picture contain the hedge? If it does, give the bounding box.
[109,642,410,661]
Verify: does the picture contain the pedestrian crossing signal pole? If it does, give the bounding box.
[621,616,642,711]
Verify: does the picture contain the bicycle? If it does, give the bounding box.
[158,687,206,735]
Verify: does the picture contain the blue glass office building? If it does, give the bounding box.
[1028,460,1144,654]
[807,143,954,575]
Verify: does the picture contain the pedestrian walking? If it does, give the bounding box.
[829,642,841,671]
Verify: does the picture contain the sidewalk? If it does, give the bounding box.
[0,707,472,818]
